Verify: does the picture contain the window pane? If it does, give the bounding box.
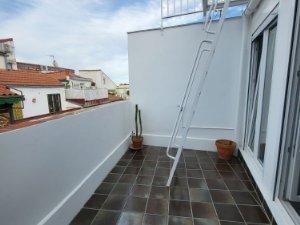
[258,24,277,163]
[246,35,263,151]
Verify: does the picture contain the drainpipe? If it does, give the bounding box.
[244,0,263,16]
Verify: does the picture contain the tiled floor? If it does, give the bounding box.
[69,146,271,225]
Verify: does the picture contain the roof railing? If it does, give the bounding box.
[161,0,248,27]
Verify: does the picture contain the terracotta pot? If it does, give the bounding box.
[215,139,236,160]
[132,136,143,150]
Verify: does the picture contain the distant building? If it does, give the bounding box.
[17,61,75,74]
[78,69,117,90]
[0,38,17,70]
[47,70,109,108]
[116,83,130,99]
[0,69,76,118]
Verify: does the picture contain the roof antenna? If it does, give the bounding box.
[47,54,58,67]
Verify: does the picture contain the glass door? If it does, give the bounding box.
[244,20,277,166]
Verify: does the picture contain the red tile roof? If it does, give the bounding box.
[0,69,63,87]
[0,85,20,97]
[45,70,74,81]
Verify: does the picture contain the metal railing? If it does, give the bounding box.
[65,88,108,101]
[161,0,248,20]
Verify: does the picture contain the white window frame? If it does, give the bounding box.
[244,11,278,173]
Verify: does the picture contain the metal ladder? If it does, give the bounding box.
[165,0,231,186]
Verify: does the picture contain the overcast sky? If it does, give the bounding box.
[0,0,245,84]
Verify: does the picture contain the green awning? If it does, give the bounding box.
[0,97,23,105]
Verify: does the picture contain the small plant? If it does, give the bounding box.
[131,104,143,149]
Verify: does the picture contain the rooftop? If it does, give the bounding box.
[0,69,63,87]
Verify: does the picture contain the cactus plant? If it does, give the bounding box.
[133,104,142,137]
[132,104,143,149]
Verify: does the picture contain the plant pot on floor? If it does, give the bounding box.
[131,136,143,150]
[215,139,236,160]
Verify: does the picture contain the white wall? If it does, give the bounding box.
[13,86,78,118]
[79,70,117,90]
[0,101,131,225]
[128,18,243,150]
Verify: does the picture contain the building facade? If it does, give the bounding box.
[0,38,17,70]
[78,69,117,90]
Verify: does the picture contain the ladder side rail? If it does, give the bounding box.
[166,0,230,185]
[166,40,213,158]
[206,0,219,33]
[170,48,211,148]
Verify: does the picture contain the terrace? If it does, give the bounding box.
[70,146,270,225]
[0,1,298,225]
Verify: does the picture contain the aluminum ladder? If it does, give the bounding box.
[165,0,231,186]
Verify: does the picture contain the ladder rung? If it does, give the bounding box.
[205,30,216,35]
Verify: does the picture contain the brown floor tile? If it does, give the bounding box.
[143,214,167,225]
[235,172,249,181]
[242,181,255,191]
[187,169,203,178]
[168,216,193,225]
[131,185,151,198]
[111,166,126,174]
[95,182,115,195]
[119,174,137,183]
[129,160,143,167]
[117,212,144,225]
[124,196,147,212]
[169,200,192,217]
[238,205,270,224]
[210,190,234,204]
[143,160,157,167]
[174,168,187,177]
[206,179,228,190]
[136,175,153,185]
[219,221,245,225]
[157,161,171,168]
[215,164,233,172]
[103,173,121,183]
[124,167,140,175]
[203,171,222,179]
[194,218,219,225]
[116,160,130,167]
[186,162,201,169]
[90,210,120,225]
[170,187,190,201]
[231,191,259,205]
[189,189,212,203]
[188,178,208,189]
[191,202,217,219]
[171,177,188,187]
[102,195,127,211]
[150,186,169,199]
[110,183,133,195]
[214,204,244,222]
[69,208,98,225]
[219,171,239,180]
[146,198,168,215]
[153,176,169,186]
[155,167,171,177]
[201,163,217,171]
[139,167,155,176]
[224,180,248,191]
[84,194,107,209]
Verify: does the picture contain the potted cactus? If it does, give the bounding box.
[131,104,143,150]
